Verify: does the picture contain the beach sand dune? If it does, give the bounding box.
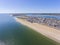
[15,18,60,43]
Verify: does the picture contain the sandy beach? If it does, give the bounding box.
[15,18,60,43]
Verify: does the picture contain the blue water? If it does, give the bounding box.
[0,14,59,45]
[27,15,60,20]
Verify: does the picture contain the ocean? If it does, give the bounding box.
[0,14,59,45]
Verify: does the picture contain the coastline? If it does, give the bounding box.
[15,18,60,43]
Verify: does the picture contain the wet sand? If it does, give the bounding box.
[15,18,60,43]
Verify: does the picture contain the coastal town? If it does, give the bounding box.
[14,14,60,44]
[1,0,60,45]
[16,15,60,29]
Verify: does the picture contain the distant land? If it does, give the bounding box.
[11,13,60,16]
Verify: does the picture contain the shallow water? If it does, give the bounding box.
[0,14,59,45]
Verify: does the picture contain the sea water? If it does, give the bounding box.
[27,15,60,20]
[0,14,59,45]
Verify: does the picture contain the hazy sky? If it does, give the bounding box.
[0,0,60,13]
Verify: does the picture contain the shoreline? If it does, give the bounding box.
[15,18,60,43]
